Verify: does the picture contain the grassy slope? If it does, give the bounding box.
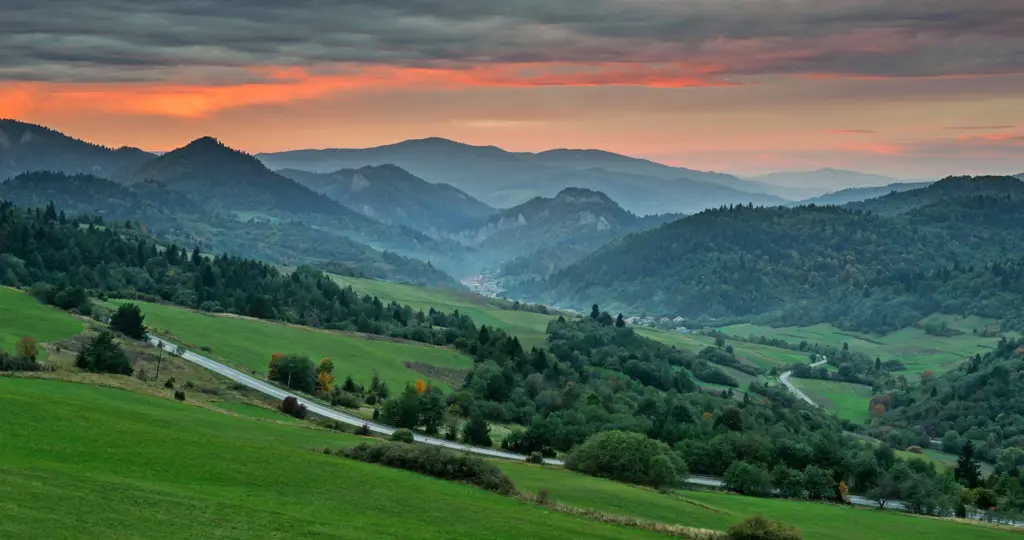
[720,320,1011,379]
[0,378,659,540]
[640,328,808,370]
[329,275,556,349]
[0,287,83,359]
[790,378,874,423]
[111,300,472,391]
[500,463,1015,540]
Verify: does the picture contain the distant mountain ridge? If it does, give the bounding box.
[256,138,792,212]
[278,164,494,232]
[848,175,1024,215]
[749,168,911,199]
[797,181,933,206]
[0,119,152,181]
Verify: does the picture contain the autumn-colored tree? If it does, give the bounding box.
[920,370,935,382]
[15,336,38,360]
[316,371,336,393]
[838,480,850,503]
[415,378,426,394]
[317,358,335,375]
[269,352,283,372]
[870,403,887,417]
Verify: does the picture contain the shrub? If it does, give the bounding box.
[372,408,380,420]
[75,332,133,375]
[173,390,186,401]
[0,351,41,372]
[280,396,309,419]
[365,394,378,405]
[526,452,545,465]
[391,429,415,444]
[356,424,372,436]
[727,516,802,540]
[339,442,518,495]
[905,445,924,454]
[566,431,686,488]
[330,391,361,409]
[164,377,176,389]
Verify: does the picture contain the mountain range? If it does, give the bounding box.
[256,138,792,212]
[0,119,151,181]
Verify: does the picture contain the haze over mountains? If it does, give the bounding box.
[256,138,794,212]
[748,168,917,200]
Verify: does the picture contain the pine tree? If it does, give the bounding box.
[954,440,982,488]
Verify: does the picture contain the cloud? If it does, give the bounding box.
[1,0,1022,87]
[831,129,877,134]
[945,125,1017,130]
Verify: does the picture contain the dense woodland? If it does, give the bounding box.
[520,176,1024,334]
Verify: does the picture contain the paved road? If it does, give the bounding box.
[778,358,827,407]
[148,336,564,466]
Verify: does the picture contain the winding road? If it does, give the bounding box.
[778,357,827,407]
[148,336,564,465]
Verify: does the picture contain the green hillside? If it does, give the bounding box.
[0,287,83,359]
[0,378,659,540]
[109,300,473,391]
[328,274,556,349]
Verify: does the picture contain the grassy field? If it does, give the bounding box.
[0,378,663,540]
[0,287,84,360]
[640,328,809,370]
[790,378,875,423]
[499,462,1013,540]
[108,300,473,391]
[329,275,556,349]
[720,319,1012,378]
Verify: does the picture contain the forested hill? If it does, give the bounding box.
[869,337,1024,461]
[517,176,1024,333]
[0,172,461,288]
[0,119,152,181]
[848,175,1023,216]
[455,187,678,280]
[278,164,494,232]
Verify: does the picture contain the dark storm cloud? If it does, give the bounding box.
[1,0,1023,83]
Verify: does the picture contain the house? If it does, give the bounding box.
[673,316,686,324]
[675,326,691,334]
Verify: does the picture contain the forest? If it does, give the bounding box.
[520,176,1024,334]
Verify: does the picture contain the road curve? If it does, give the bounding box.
[778,358,827,407]
[148,336,564,466]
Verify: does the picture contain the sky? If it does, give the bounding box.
[1,0,1022,179]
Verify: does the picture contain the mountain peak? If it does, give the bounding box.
[182,136,228,150]
[553,187,617,206]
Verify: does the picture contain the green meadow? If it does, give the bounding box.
[328,275,556,349]
[790,378,875,423]
[0,287,83,359]
[720,320,1011,378]
[108,299,472,391]
[640,327,809,370]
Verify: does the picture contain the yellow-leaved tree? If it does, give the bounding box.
[316,371,336,393]
[415,379,426,394]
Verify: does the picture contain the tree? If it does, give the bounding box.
[597,311,614,327]
[381,384,422,429]
[868,472,900,509]
[724,462,772,496]
[316,371,336,393]
[415,378,426,394]
[268,355,316,393]
[955,440,983,488]
[110,303,147,340]
[615,314,626,328]
[566,430,686,488]
[75,332,133,375]
[802,465,835,500]
[590,304,601,319]
[462,414,492,447]
[269,352,283,373]
[715,406,744,432]
[15,336,38,360]
[771,465,805,498]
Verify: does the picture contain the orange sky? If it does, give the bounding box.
[2,1,1023,178]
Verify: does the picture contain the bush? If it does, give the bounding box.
[356,424,372,436]
[339,442,518,495]
[110,303,147,340]
[566,431,686,488]
[280,396,309,419]
[164,377,175,389]
[330,391,361,409]
[905,445,924,454]
[391,429,415,443]
[75,332,133,375]
[0,351,41,372]
[727,516,802,540]
[173,390,186,401]
[526,452,545,465]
